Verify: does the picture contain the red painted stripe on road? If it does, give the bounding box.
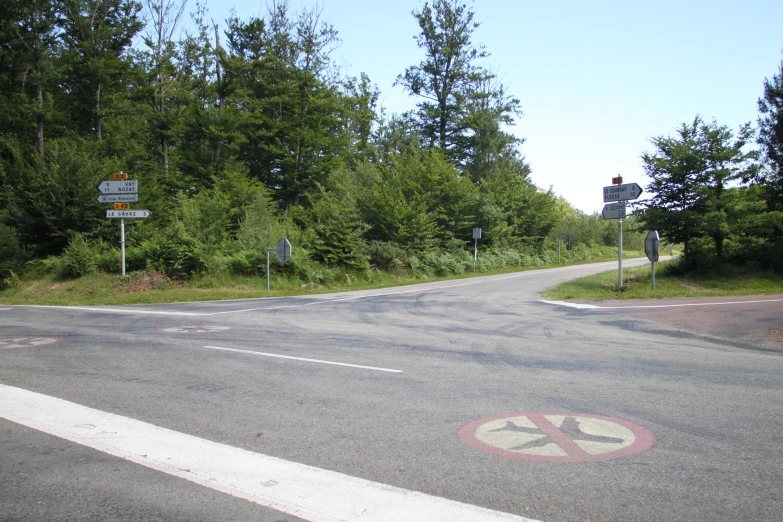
[525,413,590,458]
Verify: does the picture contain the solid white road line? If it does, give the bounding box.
[539,300,599,309]
[11,259,648,317]
[202,345,403,373]
[594,297,783,309]
[0,385,538,522]
[540,297,783,310]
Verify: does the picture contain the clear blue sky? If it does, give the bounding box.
[180,0,783,213]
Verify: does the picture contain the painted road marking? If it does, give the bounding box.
[0,337,61,350]
[157,325,234,334]
[0,385,537,522]
[541,298,783,310]
[539,300,599,309]
[0,307,13,311]
[203,345,403,373]
[458,412,655,463]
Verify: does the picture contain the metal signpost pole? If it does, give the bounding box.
[120,219,126,277]
[652,259,656,290]
[618,219,624,288]
[603,177,641,290]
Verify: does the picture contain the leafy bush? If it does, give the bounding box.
[0,270,20,291]
[141,225,204,279]
[227,250,267,276]
[0,223,23,278]
[367,241,407,271]
[61,233,97,278]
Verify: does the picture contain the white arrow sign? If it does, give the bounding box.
[97,180,138,194]
[106,210,151,219]
[97,194,138,203]
[603,183,643,202]
[602,202,627,220]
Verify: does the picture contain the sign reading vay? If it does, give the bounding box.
[97,180,137,194]
[603,183,643,203]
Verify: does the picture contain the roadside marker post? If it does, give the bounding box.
[603,177,643,289]
[472,227,482,270]
[266,239,292,291]
[645,231,660,290]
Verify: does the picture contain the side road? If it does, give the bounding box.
[548,295,783,352]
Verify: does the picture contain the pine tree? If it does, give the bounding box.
[395,0,521,173]
[758,56,783,210]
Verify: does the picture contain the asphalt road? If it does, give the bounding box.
[1,258,781,521]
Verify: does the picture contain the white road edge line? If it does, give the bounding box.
[0,385,537,522]
[8,305,204,316]
[203,345,402,373]
[540,297,783,310]
[539,300,599,309]
[9,259,648,317]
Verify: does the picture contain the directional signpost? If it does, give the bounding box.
[97,180,138,194]
[97,194,138,203]
[601,202,627,220]
[97,173,147,277]
[603,183,643,203]
[603,178,644,289]
[106,210,151,218]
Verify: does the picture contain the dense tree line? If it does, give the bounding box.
[3,0,617,284]
[634,56,783,271]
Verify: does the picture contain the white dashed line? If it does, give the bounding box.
[0,384,536,522]
[203,345,403,373]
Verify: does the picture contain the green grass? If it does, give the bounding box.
[542,261,783,301]
[0,250,645,306]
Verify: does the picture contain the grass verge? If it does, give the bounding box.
[0,251,646,306]
[541,261,783,301]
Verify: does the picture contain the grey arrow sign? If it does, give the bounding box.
[602,202,627,220]
[276,238,292,263]
[603,183,643,203]
[97,194,138,203]
[97,180,138,194]
[106,210,151,218]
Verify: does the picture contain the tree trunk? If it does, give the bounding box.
[36,64,44,158]
[214,24,223,119]
[96,81,102,140]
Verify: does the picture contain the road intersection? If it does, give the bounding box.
[1,258,781,521]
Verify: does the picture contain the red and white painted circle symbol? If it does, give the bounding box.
[0,337,62,350]
[458,412,655,463]
[157,325,235,334]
